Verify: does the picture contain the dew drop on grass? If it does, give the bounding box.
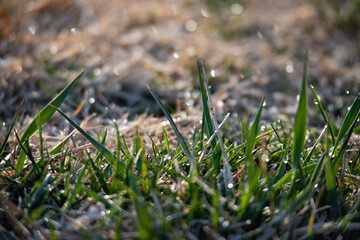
[260,125,266,132]
[70,27,78,34]
[296,94,300,101]
[310,84,314,89]
[262,99,267,107]
[246,219,252,225]
[346,90,350,94]
[89,97,95,104]
[222,220,230,227]
[227,183,234,189]
[210,69,216,77]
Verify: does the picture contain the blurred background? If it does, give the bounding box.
[0,0,359,130]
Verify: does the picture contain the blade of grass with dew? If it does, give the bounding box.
[325,154,341,218]
[61,161,88,212]
[36,109,45,167]
[333,110,360,172]
[199,59,233,190]
[311,87,335,143]
[302,125,327,166]
[238,97,265,217]
[86,150,110,194]
[197,60,221,175]
[16,71,84,171]
[245,97,265,177]
[147,84,196,177]
[162,126,171,155]
[0,100,23,157]
[52,106,126,171]
[291,52,308,190]
[49,129,76,155]
[333,93,360,152]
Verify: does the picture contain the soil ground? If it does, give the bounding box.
[0,0,359,149]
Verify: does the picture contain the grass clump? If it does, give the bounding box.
[1,54,360,239]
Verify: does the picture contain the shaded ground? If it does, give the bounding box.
[1,0,359,126]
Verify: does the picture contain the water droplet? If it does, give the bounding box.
[70,27,78,34]
[284,159,288,164]
[230,3,244,15]
[28,25,36,35]
[314,184,318,188]
[346,90,350,95]
[222,220,230,227]
[172,52,179,59]
[100,211,106,216]
[112,119,116,123]
[296,95,300,101]
[227,183,234,189]
[246,219,252,225]
[285,61,294,73]
[263,188,268,192]
[2,122,5,126]
[210,69,216,77]
[185,20,197,32]
[89,97,95,104]
[310,84,314,89]
[261,125,266,131]
[314,99,318,105]
[262,99,267,107]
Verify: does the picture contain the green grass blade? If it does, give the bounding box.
[53,106,126,172]
[292,52,308,170]
[16,71,83,171]
[302,125,327,166]
[86,150,110,194]
[50,129,76,155]
[197,60,221,175]
[311,87,335,143]
[147,85,195,174]
[325,155,341,218]
[333,110,360,171]
[162,126,171,155]
[245,97,265,177]
[0,100,23,157]
[334,93,360,149]
[61,162,88,212]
